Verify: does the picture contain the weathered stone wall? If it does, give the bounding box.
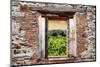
[81,6,96,59]
[11,0,41,65]
[11,0,96,65]
[75,6,96,60]
[75,12,87,57]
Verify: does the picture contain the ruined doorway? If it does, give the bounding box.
[39,13,70,59]
[38,12,77,61]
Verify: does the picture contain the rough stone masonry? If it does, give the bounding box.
[11,0,96,66]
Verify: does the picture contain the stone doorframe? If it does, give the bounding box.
[37,11,77,60]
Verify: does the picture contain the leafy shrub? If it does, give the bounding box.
[48,30,67,56]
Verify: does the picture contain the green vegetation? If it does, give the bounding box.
[48,30,67,56]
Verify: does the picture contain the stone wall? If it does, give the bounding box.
[75,12,87,57]
[75,6,96,60]
[11,0,41,65]
[81,6,96,59]
[11,0,96,66]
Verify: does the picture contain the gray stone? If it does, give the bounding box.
[11,0,20,6]
[12,22,20,34]
[12,12,25,17]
